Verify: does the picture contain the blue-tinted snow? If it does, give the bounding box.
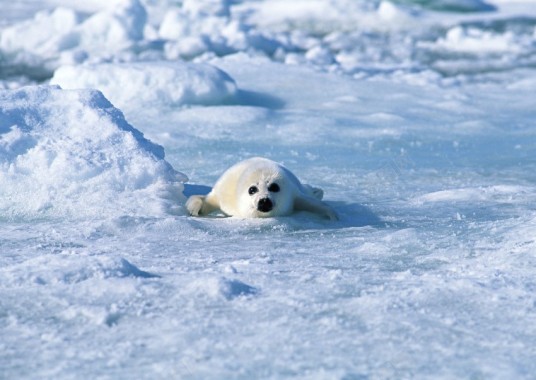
[1,0,536,379]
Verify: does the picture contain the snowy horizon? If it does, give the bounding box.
[1,0,536,379]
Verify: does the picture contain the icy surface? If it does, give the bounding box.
[0,85,186,220]
[1,0,536,379]
[51,61,238,113]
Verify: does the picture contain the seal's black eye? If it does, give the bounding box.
[248,186,258,195]
[268,183,280,193]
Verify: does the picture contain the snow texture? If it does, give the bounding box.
[1,0,536,379]
[51,61,238,112]
[0,85,186,220]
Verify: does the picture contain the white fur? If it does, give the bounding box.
[186,157,338,220]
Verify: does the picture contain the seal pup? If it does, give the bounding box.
[186,157,338,220]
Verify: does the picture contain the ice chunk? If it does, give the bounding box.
[184,276,259,300]
[3,255,158,287]
[76,0,147,47]
[435,26,524,54]
[412,186,530,204]
[157,2,281,60]
[50,61,238,113]
[0,8,80,56]
[0,0,147,71]
[0,85,186,220]
[183,0,232,18]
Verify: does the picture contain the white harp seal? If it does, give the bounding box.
[186,157,338,220]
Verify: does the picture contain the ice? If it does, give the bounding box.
[1,0,536,379]
[51,61,238,113]
[184,276,259,300]
[397,0,497,12]
[2,0,536,85]
[413,185,532,204]
[436,26,523,54]
[76,0,147,46]
[0,0,147,77]
[0,85,186,220]
[3,255,158,287]
[158,2,280,61]
[182,0,232,17]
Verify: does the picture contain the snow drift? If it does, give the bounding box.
[51,61,238,113]
[0,85,186,220]
[0,0,147,72]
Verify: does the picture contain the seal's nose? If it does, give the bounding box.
[257,198,273,212]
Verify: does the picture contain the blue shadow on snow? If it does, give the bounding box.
[234,89,285,110]
[183,184,212,197]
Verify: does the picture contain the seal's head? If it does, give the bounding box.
[236,165,294,218]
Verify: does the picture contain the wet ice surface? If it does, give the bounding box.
[1,0,536,378]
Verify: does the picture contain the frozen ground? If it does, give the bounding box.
[1,0,536,379]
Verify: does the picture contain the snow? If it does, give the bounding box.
[0,0,148,74]
[51,61,238,112]
[1,0,536,379]
[0,85,186,220]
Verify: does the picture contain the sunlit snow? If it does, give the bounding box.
[1,0,536,378]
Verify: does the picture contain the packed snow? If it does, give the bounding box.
[1,0,536,379]
[0,85,186,220]
[51,61,238,111]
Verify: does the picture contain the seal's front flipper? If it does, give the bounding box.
[186,194,220,216]
[186,195,206,216]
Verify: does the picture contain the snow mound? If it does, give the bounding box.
[433,26,526,54]
[185,277,259,300]
[0,85,186,220]
[50,61,238,113]
[0,0,147,71]
[3,256,158,287]
[158,1,280,61]
[413,185,530,204]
